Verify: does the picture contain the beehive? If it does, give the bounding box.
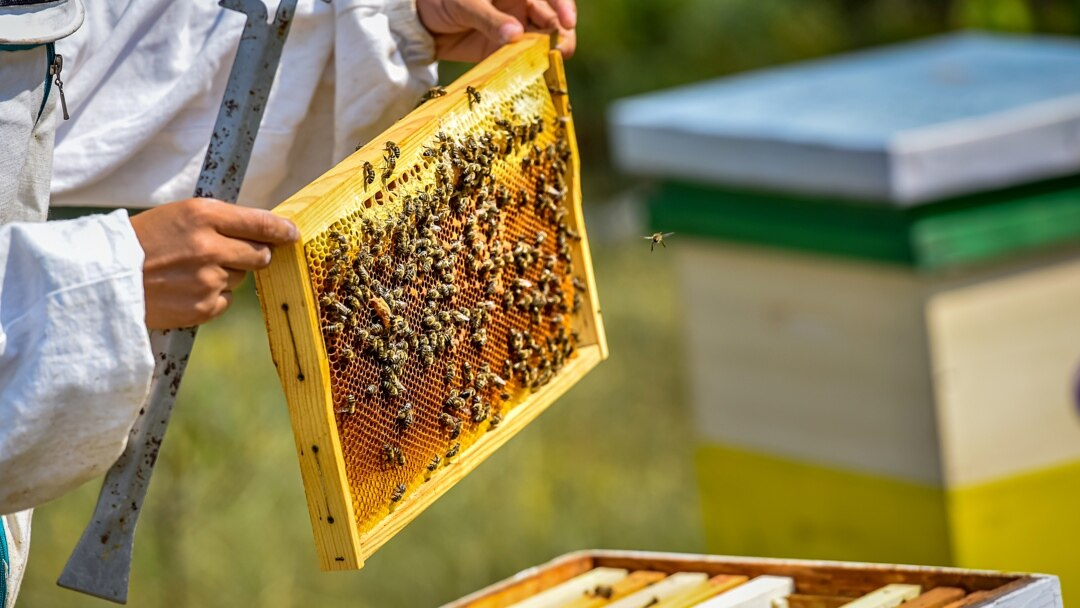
[254,34,606,570]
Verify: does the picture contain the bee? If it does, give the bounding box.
[470,327,487,348]
[462,362,474,386]
[383,443,405,466]
[396,403,413,431]
[465,85,481,106]
[323,322,344,336]
[362,161,375,186]
[336,393,358,415]
[390,483,406,503]
[445,442,460,459]
[444,392,465,413]
[589,585,614,600]
[365,384,379,397]
[384,141,401,160]
[427,454,442,472]
[416,85,447,106]
[439,413,462,439]
[444,362,458,385]
[419,342,435,368]
[489,412,503,429]
[535,230,547,246]
[382,370,405,397]
[644,231,675,252]
[472,400,489,423]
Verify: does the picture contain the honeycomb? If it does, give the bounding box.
[301,75,583,534]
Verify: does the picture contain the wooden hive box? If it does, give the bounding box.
[608,32,1080,589]
[254,34,606,570]
[443,550,1063,608]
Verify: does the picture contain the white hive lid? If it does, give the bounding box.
[608,32,1080,206]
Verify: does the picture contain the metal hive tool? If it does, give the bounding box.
[255,34,607,570]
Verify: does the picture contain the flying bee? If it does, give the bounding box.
[445,442,460,459]
[465,85,481,106]
[396,403,414,431]
[390,483,406,503]
[362,161,375,186]
[644,231,675,252]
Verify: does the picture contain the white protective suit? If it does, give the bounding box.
[51,0,438,210]
[1,1,436,605]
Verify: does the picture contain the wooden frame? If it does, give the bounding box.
[442,551,1062,608]
[254,34,606,570]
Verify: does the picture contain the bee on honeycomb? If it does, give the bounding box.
[303,76,584,529]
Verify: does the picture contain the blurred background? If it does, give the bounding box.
[22,0,1080,606]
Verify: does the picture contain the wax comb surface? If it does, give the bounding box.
[255,35,606,569]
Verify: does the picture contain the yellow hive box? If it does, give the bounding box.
[255,34,606,570]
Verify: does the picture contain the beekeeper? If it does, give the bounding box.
[0,0,575,606]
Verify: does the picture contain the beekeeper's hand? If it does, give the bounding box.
[416,0,576,62]
[129,198,299,329]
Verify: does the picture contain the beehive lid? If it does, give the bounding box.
[609,32,1080,206]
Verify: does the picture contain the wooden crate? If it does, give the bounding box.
[442,550,1062,608]
[254,34,606,570]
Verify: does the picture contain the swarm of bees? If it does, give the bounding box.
[307,91,583,514]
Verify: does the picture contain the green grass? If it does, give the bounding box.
[19,242,704,607]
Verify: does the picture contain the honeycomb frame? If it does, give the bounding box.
[255,35,607,570]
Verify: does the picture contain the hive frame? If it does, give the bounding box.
[254,34,607,570]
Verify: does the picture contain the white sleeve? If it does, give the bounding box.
[0,210,154,514]
[331,0,438,163]
[51,0,438,211]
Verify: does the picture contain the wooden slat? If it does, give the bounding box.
[506,568,629,608]
[695,575,794,608]
[605,573,709,608]
[254,240,361,569]
[785,593,860,608]
[653,574,749,608]
[561,571,667,608]
[940,591,991,608]
[897,588,965,608]
[840,585,921,608]
[588,553,1020,598]
[442,551,1046,608]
